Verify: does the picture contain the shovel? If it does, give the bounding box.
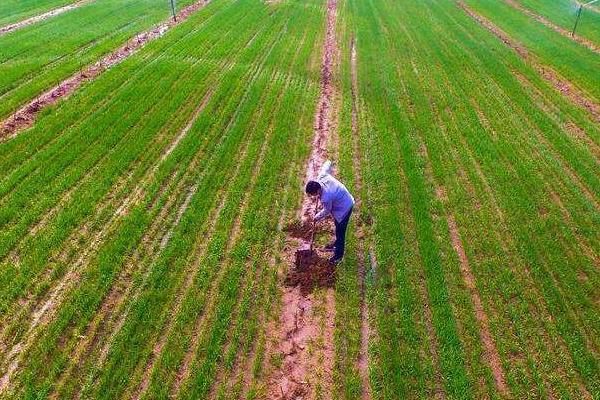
[294,201,319,269]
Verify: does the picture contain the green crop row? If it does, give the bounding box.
[333,0,599,398]
[0,0,77,27]
[0,0,200,120]
[462,0,600,102]
[510,0,600,45]
[0,0,324,397]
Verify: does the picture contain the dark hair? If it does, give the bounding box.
[305,180,321,195]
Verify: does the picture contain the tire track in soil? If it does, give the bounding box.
[268,0,338,398]
[0,0,94,36]
[501,0,600,56]
[0,0,212,140]
[458,2,600,125]
[348,36,373,400]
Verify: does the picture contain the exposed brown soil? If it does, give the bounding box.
[283,220,319,241]
[285,251,335,295]
[0,0,93,36]
[446,214,508,396]
[0,0,211,140]
[503,0,600,55]
[268,0,339,397]
[458,2,600,125]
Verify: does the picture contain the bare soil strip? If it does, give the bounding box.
[0,0,93,36]
[268,0,339,398]
[0,0,211,140]
[349,37,373,400]
[446,214,508,395]
[502,0,600,55]
[458,2,600,124]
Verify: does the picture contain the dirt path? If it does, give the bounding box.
[458,2,600,125]
[267,0,339,398]
[502,0,600,56]
[0,0,93,36]
[0,0,211,140]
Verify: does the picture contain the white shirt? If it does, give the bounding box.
[314,160,355,223]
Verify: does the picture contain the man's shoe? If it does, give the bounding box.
[329,256,342,265]
[323,241,336,252]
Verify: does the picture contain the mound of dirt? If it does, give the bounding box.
[285,250,335,295]
[283,220,314,241]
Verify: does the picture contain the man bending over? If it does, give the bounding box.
[305,160,355,265]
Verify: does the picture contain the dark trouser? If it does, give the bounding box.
[334,207,353,259]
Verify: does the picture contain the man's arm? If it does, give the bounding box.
[314,198,332,222]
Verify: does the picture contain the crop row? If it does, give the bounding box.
[462,0,600,102]
[0,0,325,397]
[0,0,80,27]
[0,0,199,120]
[332,0,599,398]
[509,0,600,45]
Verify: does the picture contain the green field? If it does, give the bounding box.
[0,0,598,398]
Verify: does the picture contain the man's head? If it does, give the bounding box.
[305,180,321,197]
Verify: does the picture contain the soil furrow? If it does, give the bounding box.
[268,0,339,397]
[0,0,211,140]
[458,2,600,125]
[0,0,94,36]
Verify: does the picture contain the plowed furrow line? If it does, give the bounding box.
[0,0,221,179]
[0,0,94,36]
[349,36,373,400]
[458,2,600,125]
[444,211,508,395]
[0,0,211,139]
[0,19,137,106]
[270,0,339,397]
